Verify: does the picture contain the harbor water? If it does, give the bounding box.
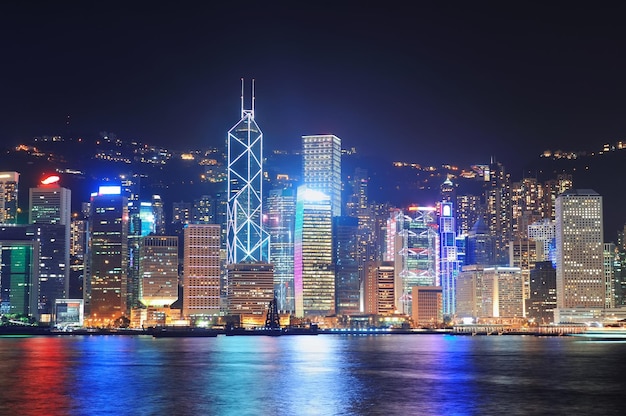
[0,334,623,415]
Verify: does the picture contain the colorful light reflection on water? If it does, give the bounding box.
[0,334,623,415]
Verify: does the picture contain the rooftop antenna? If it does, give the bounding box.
[240,77,245,118]
[252,78,256,117]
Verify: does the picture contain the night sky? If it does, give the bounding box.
[2,2,626,171]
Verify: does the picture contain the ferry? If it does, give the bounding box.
[570,326,626,341]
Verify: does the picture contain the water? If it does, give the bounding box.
[0,334,623,415]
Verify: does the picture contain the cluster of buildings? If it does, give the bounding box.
[2,87,625,329]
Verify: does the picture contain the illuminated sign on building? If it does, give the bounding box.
[41,175,61,185]
[98,186,122,195]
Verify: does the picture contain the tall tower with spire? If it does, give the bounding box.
[226,79,269,264]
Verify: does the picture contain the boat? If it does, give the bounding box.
[570,327,626,341]
[0,325,51,336]
[152,327,218,338]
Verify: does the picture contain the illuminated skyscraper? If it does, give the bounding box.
[528,218,556,264]
[294,185,334,317]
[333,216,360,315]
[527,261,557,323]
[88,185,128,324]
[438,202,460,316]
[0,171,19,224]
[266,188,296,312]
[364,261,395,315]
[183,224,221,317]
[455,194,482,236]
[227,262,274,326]
[302,134,342,217]
[138,236,178,307]
[392,207,438,315]
[484,161,512,264]
[29,176,72,315]
[192,196,213,224]
[482,266,524,318]
[152,195,166,235]
[555,189,604,309]
[0,225,40,317]
[227,79,269,264]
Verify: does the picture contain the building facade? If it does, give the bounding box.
[294,186,334,317]
[555,189,604,309]
[183,224,221,317]
[226,80,269,264]
[302,134,342,217]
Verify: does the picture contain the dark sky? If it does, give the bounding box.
[2,2,625,171]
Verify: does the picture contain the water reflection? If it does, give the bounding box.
[0,334,624,415]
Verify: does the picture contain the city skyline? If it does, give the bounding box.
[2,3,626,173]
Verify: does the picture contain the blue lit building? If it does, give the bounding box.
[438,202,460,316]
[333,216,360,315]
[266,188,296,312]
[226,79,269,264]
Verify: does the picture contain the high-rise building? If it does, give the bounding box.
[266,188,296,312]
[392,207,438,315]
[88,185,129,324]
[346,168,376,310]
[481,266,524,318]
[152,195,166,235]
[29,177,71,315]
[138,236,178,307]
[456,265,483,319]
[294,186,334,317]
[226,79,269,264]
[527,261,556,323]
[555,189,604,309]
[0,226,40,317]
[465,218,494,266]
[411,286,443,326]
[333,216,360,315]
[528,219,556,264]
[0,171,19,224]
[69,212,87,299]
[173,201,192,226]
[302,134,342,217]
[438,202,460,316]
[364,261,395,315]
[456,194,482,237]
[484,161,512,264]
[183,224,221,317]
[603,243,616,309]
[192,196,213,224]
[227,262,274,326]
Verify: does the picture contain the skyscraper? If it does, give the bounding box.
[88,185,129,325]
[29,176,72,315]
[555,189,604,309]
[392,207,438,315]
[138,236,178,308]
[183,224,221,317]
[226,262,274,326]
[527,261,557,323]
[302,134,342,217]
[294,185,334,317]
[484,161,512,264]
[333,216,360,315]
[0,171,19,224]
[266,188,296,312]
[227,79,269,264]
[438,202,460,316]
